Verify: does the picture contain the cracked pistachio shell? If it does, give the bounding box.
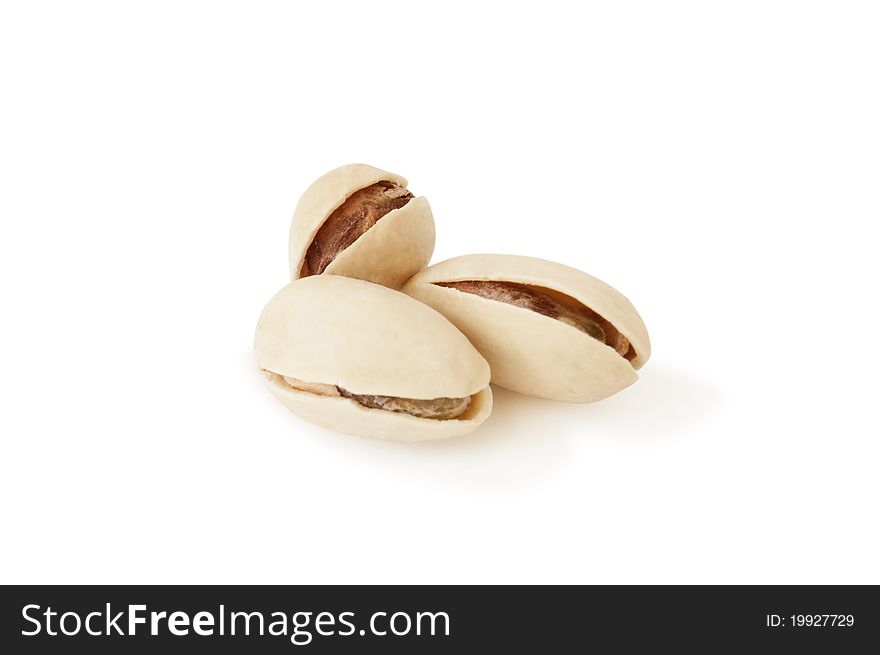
[402,254,651,403]
[288,163,435,290]
[254,276,492,441]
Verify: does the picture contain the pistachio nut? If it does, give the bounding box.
[401,254,650,403]
[289,164,435,290]
[254,275,492,440]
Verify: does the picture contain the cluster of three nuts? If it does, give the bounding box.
[255,164,650,440]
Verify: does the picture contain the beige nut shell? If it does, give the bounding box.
[401,254,651,403]
[255,275,492,440]
[288,164,435,290]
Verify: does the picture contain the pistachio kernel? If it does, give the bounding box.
[436,280,635,360]
[301,181,413,277]
[280,375,471,421]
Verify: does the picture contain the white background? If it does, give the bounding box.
[1,1,878,584]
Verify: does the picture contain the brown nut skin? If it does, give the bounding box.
[289,164,435,290]
[401,254,651,403]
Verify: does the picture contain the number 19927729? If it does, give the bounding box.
[766,614,854,628]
